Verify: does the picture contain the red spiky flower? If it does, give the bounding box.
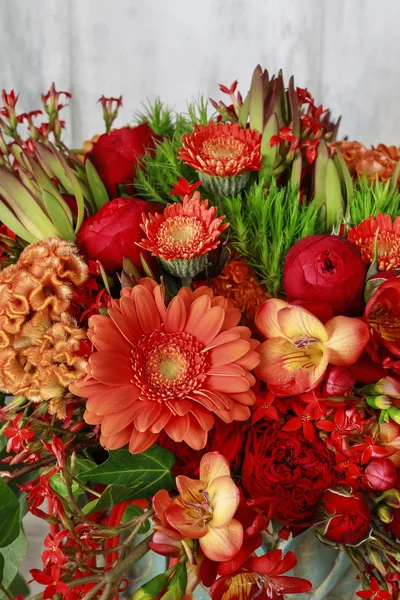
[178,122,262,178]
[347,213,400,271]
[138,192,229,278]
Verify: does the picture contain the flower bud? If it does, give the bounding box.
[132,574,169,600]
[377,504,394,523]
[387,406,400,425]
[382,488,400,508]
[365,458,397,491]
[366,395,392,410]
[366,547,386,575]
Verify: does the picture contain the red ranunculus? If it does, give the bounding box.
[87,124,158,197]
[315,488,371,545]
[364,278,400,358]
[283,235,367,316]
[158,419,245,478]
[77,197,160,273]
[242,422,337,530]
[365,458,397,491]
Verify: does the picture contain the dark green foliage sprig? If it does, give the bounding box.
[348,178,400,226]
[225,180,322,297]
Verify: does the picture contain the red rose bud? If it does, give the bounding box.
[323,366,356,397]
[365,458,397,491]
[87,124,158,197]
[383,488,400,508]
[315,488,371,545]
[283,235,366,316]
[77,197,161,273]
[377,504,394,523]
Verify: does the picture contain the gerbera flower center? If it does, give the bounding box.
[156,216,205,259]
[131,330,208,401]
[203,137,245,161]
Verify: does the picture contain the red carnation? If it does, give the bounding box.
[242,422,337,530]
[87,124,158,197]
[283,234,367,316]
[77,197,160,273]
[315,488,371,545]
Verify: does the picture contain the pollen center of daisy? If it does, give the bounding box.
[156,216,205,259]
[169,222,198,244]
[203,137,245,160]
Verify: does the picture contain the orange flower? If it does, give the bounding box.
[347,213,400,271]
[254,299,369,396]
[71,279,260,454]
[138,192,228,278]
[151,452,243,562]
[334,141,366,176]
[178,122,261,178]
[355,149,397,182]
[210,258,268,326]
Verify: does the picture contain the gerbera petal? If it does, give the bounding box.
[102,425,132,450]
[134,402,163,432]
[165,296,187,333]
[209,340,250,367]
[255,298,289,339]
[207,374,250,393]
[182,415,208,450]
[164,414,191,442]
[132,286,161,335]
[325,316,370,365]
[186,306,225,346]
[129,428,158,454]
[199,520,243,562]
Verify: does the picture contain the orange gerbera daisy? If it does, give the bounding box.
[178,122,261,178]
[70,279,260,454]
[347,213,400,270]
[138,192,228,278]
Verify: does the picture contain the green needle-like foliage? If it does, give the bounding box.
[225,180,321,297]
[348,178,400,226]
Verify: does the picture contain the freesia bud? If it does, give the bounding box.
[366,395,392,410]
[382,489,400,508]
[388,406,400,425]
[377,504,394,523]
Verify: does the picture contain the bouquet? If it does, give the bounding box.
[0,67,399,600]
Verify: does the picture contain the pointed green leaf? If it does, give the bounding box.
[35,142,74,193]
[0,166,59,238]
[0,531,28,598]
[389,158,400,195]
[314,139,330,210]
[49,146,85,232]
[80,445,175,498]
[259,114,279,183]
[249,65,264,133]
[325,158,344,231]
[290,150,302,189]
[288,76,301,138]
[42,191,76,242]
[333,144,354,209]
[238,93,250,129]
[0,201,38,243]
[0,479,20,547]
[85,159,109,210]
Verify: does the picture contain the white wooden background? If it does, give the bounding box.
[1,0,398,589]
[0,0,400,148]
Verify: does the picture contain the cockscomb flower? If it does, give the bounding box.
[151,452,243,562]
[254,299,369,396]
[347,213,400,270]
[71,279,260,454]
[138,192,228,278]
[178,122,261,196]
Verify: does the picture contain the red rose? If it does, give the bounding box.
[365,278,400,358]
[158,419,245,478]
[365,458,397,491]
[283,235,367,316]
[315,488,371,545]
[87,124,157,197]
[242,422,337,530]
[77,198,160,273]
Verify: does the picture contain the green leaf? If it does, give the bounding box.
[333,144,354,209]
[259,114,279,183]
[325,159,344,231]
[85,159,109,211]
[0,200,38,243]
[290,150,302,189]
[288,76,300,138]
[0,479,20,547]
[121,504,150,533]
[249,65,264,133]
[314,139,330,211]
[81,445,175,497]
[82,484,142,515]
[42,191,76,242]
[0,530,28,597]
[7,571,30,600]
[0,553,4,579]
[238,94,250,129]
[389,158,400,195]
[50,472,83,498]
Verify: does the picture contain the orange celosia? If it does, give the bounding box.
[178,122,262,178]
[347,213,400,271]
[0,238,88,416]
[254,299,370,396]
[151,452,243,562]
[210,258,268,326]
[71,279,260,454]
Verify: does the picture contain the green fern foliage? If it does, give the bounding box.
[225,181,321,297]
[348,178,400,226]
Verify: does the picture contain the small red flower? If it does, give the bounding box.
[356,578,392,599]
[270,126,299,150]
[42,531,68,567]
[30,565,70,600]
[252,392,286,423]
[42,436,73,469]
[4,413,34,453]
[169,177,202,199]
